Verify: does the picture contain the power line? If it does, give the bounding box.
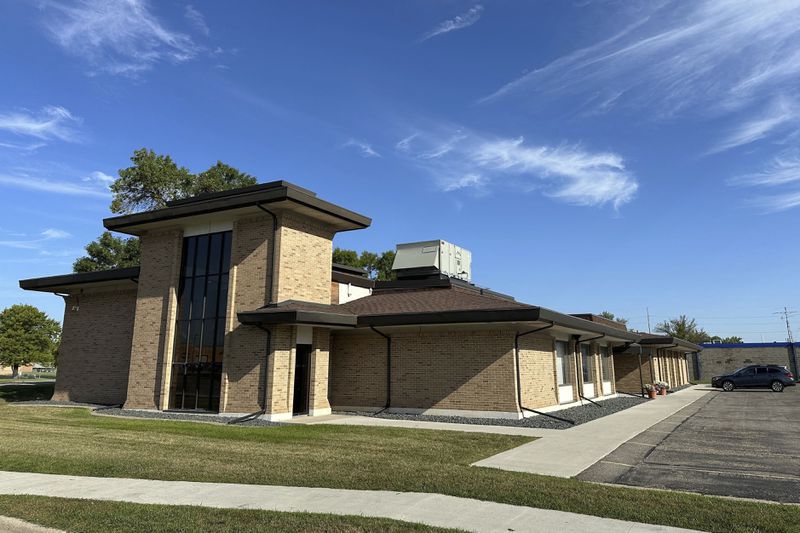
[774,307,797,343]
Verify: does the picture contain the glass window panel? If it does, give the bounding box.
[214,318,226,362]
[178,278,193,321]
[188,319,203,363]
[208,233,223,275]
[217,274,229,317]
[205,276,219,319]
[194,234,209,277]
[200,319,216,363]
[183,237,196,277]
[190,277,206,320]
[581,345,592,383]
[174,320,190,364]
[220,231,232,273]
[555,341,569,386]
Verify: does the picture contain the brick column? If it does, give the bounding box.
[125,229,183,410]
[309,328,331,416]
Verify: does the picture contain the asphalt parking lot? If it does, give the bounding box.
[578,385,800,503]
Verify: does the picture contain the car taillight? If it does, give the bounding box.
[786,372,794,379]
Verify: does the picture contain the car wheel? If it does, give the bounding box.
[771,381,784,392]
[722,380,735,392]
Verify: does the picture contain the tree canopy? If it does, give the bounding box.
[709,335,744,344]
[599,311,629,325]
[333,248,396,281]
[654,315,712,344]
[0,305,60,378]
[73,232,141,273]
[109,148,257,214]
[74,149,258,272]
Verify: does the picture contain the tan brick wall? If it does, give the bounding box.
[697,346,795,381]
[53,288,137,405]
[221,214,275,413]
[265,325,295,416]
[125,229,182,409]
[518,335,557,408]
[330,281,340,305]
[274,214,334,304]
[613,353,645,394]
[330,329,519,414]
[329,332,387,408]
[309,328,331,412]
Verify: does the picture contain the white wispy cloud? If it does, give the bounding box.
[481,0,800,115]
[395,133,419,152]
[709,97,799,154]
[0,228,71,249]
[420,5,484,42]
[0,173,111,198]
[82,170,115,186]
[729,151,800,211]
[0,106,81,142]
[0,141,47,152]
[42,0,201,75]
[184,5,209,36]
[343,139,381,158]
[398,126,638,208]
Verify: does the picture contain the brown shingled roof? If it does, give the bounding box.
[338,285,530,316]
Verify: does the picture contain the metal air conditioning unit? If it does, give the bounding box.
[391,240,472,282]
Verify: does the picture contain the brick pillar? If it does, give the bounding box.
[124,229,183,410]
[263,325,295,421]
[309,328,331,416]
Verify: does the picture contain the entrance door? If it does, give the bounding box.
[293,344,311,415]
[555,341,573,403]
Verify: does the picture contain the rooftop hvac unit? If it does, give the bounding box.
[391,240,472,282]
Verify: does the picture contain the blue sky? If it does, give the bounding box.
[1,0,799,341]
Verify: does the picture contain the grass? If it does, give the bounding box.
[0,495,460,532]
[1,383,799,533]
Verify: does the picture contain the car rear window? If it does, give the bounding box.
[757,367,768,374]
[769,367,782,373]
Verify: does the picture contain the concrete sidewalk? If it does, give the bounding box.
[0,516,63,533]
[287,412,558,437]
[474,386,711,477]
[0,471,700,533]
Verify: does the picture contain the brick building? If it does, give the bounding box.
[696,342,799,381]
[21,181,699,420]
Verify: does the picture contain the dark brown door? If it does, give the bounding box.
[293,345,311,415]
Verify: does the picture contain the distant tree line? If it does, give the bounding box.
[600,312,743,344]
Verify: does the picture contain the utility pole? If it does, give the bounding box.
[774,307,798,375]
[646,307,652,333]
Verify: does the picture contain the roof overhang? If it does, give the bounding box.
[639,336,702,351]
[104,181,372,236]
[19,267,140,294]
[238,308,357,328]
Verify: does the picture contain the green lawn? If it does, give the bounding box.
[1,383,798,533]
[0,495,460,532]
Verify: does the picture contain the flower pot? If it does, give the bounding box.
[659,388,667,396]
[647,390,657,399]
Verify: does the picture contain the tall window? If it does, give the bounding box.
[600,346,611,381]
[581,344,592,383]
[170,231,232,411]
[555,341,570,386]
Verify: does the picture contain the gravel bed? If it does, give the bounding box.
[337,396,649,430]
[95,407,282,427]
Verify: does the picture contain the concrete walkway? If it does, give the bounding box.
[474,386,711,477]
[0,516,63,533]
[288,412,558,437]
[0,471,701,533]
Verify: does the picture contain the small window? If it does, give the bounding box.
[769,367,782,374]
[756,367,769,375]
[600,347,611,381]
[555,341,570,386]
[581,344,592,383]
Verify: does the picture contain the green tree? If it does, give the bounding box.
[709,335,744,344]
[599,311,629,326]
[0,305,60,378]
[655,315,712,344]
[332,247,396,281]
[109,149,257,214]
[73,232,141,273]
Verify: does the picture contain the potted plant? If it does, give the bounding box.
[644,384,657,399]
[655,380,669,395]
